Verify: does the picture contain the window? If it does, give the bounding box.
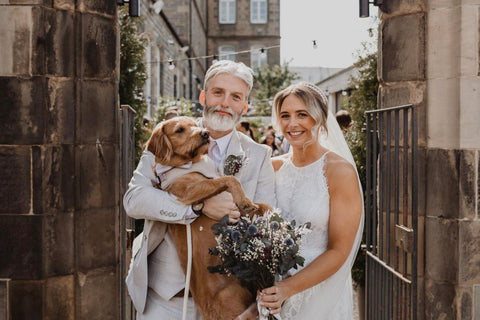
[219,0,236,24]
[250,45,267,69]
[219,45,236,62]
[251,0,267,23]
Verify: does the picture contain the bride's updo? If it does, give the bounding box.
[272,82,329,148]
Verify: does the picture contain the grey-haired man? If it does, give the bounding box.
[124,60,276,319]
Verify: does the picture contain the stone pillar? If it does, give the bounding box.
[0,1,120,320]
[378,0,480,319]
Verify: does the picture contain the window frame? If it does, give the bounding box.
[250,0,267,24]
[219,0,236,24]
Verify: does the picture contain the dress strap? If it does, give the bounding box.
[320,150,331,160]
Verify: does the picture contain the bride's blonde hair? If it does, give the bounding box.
[272,82,329,150]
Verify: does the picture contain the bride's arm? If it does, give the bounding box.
[259,160,362,314]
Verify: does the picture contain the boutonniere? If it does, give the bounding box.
[223,154,247,176]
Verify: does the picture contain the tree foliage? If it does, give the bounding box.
[344,44,379,287]
[251,64,299,115]
[119,7,149,163]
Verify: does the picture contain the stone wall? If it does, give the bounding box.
[0,1,120,319]
[378,0,480,318]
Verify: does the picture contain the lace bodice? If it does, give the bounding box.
[275,153,353,319]
[275,155,330,270]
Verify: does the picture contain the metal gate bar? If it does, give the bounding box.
[365,104,418,320]
[120,105,137,320]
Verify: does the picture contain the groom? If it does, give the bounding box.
[124,60,276,319]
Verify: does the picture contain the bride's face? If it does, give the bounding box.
[278,94,316,148]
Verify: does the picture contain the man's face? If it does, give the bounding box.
[200,74,249,133]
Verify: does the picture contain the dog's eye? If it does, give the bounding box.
[176,127,184,133]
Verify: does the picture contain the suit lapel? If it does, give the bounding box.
[222,130,246,181]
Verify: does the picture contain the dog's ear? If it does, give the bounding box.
[147,124,173,164]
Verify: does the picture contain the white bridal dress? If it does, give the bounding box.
[274,113,364,320]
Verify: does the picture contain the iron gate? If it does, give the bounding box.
[120,105,137,320]
[365,104,418,319]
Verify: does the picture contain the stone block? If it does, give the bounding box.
[0,0,52,4]
[0,146,32,214]
[75,144,119,210]
[459,150,477,220]
[77,80,118,144]
[460,76,480,148]
[78,0,116,16]
[79,13,117,79]
[458,220,480,283]
[9,280,44,320]
[0,77,47,145]
[77,267,119,320]
[426,6,460,80]
[460,6,479,76]
[0,6,33,76]
[424,279,456,319]
[31,7,75,77]
[43,213,74,277]
[0,215,43,279]
[54,0,75,10]
[378,81,427,147]
[426,149,460,219]
[76,208,117,271]
[379,0,425,15]
[32,145,75,214]
[427,77,460,149]
[457,285,473,320]
[427,0,463,10]
[0,279,9,320]
[381,13,425,82]
[45,275,74,320]
[45,78,75,144]
[425,216,458,282]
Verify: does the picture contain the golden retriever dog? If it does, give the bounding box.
[146,116,271,320]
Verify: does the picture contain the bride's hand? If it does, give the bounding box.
[234,302,258,320]
[258,282,292,315]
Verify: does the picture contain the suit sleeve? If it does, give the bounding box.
[123,149,197,224]
[252,147,277,207]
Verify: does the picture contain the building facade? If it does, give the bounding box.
[207,0,280,69]
[139,0,280,120]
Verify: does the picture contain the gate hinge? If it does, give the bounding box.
[395,224,414,253]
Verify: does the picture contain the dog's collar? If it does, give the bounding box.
[154,162,193,187]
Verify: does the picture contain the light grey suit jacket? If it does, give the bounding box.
[124,130,276,314]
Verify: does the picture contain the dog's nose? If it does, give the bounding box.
[200,130,210,139]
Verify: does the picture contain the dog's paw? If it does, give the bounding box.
[237,202,258,216]
[254,203,273,215]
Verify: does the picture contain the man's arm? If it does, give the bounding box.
[123,149,196,224]
[252,148,276,207]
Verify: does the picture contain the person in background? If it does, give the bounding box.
[237,121,256,140]
[335,109,353,133]
[261,131,281,157]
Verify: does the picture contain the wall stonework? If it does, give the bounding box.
[0,1,120,319]
[379,0,480,318]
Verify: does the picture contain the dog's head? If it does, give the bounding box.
[146,116,210,166]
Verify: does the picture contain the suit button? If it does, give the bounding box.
[144,234,147,240]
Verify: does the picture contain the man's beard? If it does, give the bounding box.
[203,105,242,132]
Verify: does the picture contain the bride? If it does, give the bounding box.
[237,82,364,319]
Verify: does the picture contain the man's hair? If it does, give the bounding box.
[203,60,254,97]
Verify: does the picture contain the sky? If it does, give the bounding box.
[279,0,378,68]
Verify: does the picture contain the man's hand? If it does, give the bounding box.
[202,191,240,223]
